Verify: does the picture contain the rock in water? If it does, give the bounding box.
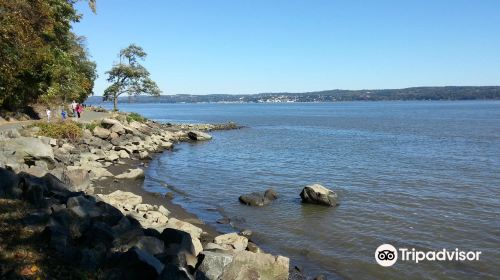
[187,131,212,141]
[300,184,337,207]
[239,188,278,207]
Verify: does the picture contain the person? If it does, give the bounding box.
[61,109,67,120]
[46,108,51,122]
[71,100,77,117]
[76,103,82,118]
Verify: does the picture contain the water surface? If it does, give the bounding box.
[94,101,500,279]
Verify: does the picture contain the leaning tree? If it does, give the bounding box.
[104,44,161,111]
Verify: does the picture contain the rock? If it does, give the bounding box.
[158,205,170,217]
[0,167,22,199]
[0,136,54,164]
[187,131,212,141]
[160,228,202,268]
[246,242,264,253]
[214,232,248,252]
[106,151,120,162]
[204,243,232,253]
[299,184,337,207]
[196,251,234,280]
[240,229,252,237]
[216,217,231,224]
[239,188,278,207]
[165,218,203,239]
[109,131,119,139]
[114,235,165,256]
[98,190,142,209]
[106,248,164,279]
[93,126,111,139]
[118,149,130,159]
[110,123,125,135]
[139,151,151,160]
[221,251,289,280]
[87,167,113,180]
[101,118,121,127]
[115,168,145,180]
[61,168,90,192]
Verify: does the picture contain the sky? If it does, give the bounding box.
[73,0,500,96]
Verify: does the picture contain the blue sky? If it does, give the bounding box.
[73,0,500,95]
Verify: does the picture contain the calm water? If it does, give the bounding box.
[94,101,500,279]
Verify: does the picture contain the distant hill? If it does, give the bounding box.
[86,86,500,104]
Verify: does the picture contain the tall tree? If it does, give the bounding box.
[103,44,161,111]
[0,0,97,110]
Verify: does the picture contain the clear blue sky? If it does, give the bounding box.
[73,0,500,95]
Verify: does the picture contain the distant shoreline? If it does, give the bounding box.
[87,86,500,104]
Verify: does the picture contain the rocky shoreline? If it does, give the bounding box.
[0,112,291,279]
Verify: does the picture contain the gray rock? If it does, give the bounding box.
[196,251,234,280]
[106,247,164,279]
[300,184,337,207]
[239,188,278,207]
[187,131,212,141]
[0,136,54,164]
[61,168,91,192]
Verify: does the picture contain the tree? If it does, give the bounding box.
[0,0,97,111]
[103,44,161,111]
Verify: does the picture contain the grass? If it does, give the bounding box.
[126,112,147,123]
[32,121,83,141]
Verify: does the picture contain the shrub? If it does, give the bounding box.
[33,120,82,141]
[126,112,147,123]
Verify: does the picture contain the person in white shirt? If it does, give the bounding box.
[71,100,77,117]
[46,108,51,122]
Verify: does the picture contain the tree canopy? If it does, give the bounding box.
[103,44,161,111]
[0,0,97,111]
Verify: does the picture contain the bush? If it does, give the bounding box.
[126,112,147,123]
[33,121,82,141]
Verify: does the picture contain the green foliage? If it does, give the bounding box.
[126,112,147,123]
[33,120,83,141]
[104,44,161,111]
[0,0,97,111]
[80,121,100,131]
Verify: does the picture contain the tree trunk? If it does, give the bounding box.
[113,95,118,111]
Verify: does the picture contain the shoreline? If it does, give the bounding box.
[0,109,296,279]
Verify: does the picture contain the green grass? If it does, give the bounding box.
[126,112,147,123]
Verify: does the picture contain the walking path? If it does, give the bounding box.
[0,110,111,131]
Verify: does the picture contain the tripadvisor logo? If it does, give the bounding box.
[375,244,482,267]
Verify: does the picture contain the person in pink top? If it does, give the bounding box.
[76,103,83,118]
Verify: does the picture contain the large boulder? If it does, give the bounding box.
[0,136,54,164]
[93,126,111,139]
[299,184,337,207]
[187,131,212,141]
[220,251,289,280]
[239,188,278,207]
